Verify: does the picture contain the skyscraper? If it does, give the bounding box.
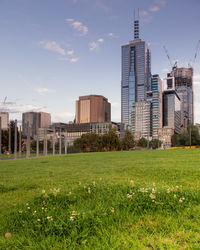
[75,95,111,124]
[152,75,163,139]
[121,17,151,128]
[131,101,151,139]
[22,112,51,138]
[163,89,181,134]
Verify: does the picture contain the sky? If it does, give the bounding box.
[0,0,200,124]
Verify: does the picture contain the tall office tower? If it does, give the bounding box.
[22,112,51,138]
[75,95,111,124]
[152,75,163,139]
[163,89,181,134]
[131,101,151,139]
[0,112,9,130]
[121,17,151,128]
[171,67,193,128]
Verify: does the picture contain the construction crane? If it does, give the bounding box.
[192,40,200,69]
[163,46,177,72]
[1,96,7,112]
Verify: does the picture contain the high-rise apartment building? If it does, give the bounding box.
[121,18,151,128]
[22,112,51,138]
[75,95,111,124]
[152,75,163,139]
[131,101,151,139]
[0,112,9,130]
[163,89,181,134]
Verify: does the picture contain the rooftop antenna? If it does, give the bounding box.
[134,9,139,40]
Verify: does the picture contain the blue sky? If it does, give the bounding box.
[0,0,200,123]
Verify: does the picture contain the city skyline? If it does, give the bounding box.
[0,0,200,123]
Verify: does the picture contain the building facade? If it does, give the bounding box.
[75,95,111,124]
[152,75,163,139]
[22,112,51,138]
[131,101,151,140]
[163,90,181,134]
[121,19,151,128]
[170,67,193,128]
[0,112,9,130]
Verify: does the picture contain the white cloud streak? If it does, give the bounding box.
[66,18,88,36]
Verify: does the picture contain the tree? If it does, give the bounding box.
[150,139,161,149]
[137,137,148,148]
[121,129,135,150]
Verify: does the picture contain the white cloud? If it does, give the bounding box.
[149,6,160,12]
[38,41,66,56]
[66,50,74,55]
[66,18,88,36]
[70,57,79,63]
[89,42,99,51]
[194,74,200,85]
[35,88,54,96]
[107,33,117,38]
[98,38,104,43]
[52,112,75,123]
[38,41,77,62]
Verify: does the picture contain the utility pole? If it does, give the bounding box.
[64,134,68,154]
[19,126,22,157]
[26,122,30,158]
[44,128,47,156]
[59,127,62,155]
[8,123,11,156]
[0,117,2,160]
[36,134,39,157]
[52,127,55,156]
[14,119,17,159]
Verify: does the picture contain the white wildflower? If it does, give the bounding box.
[88,187,91,194]
[150,194,156,200]
[42,190,46,194]
[111,207,115,213]
[70,216,74,221]
[130,180,135,187]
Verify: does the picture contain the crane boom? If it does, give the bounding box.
[193,40,200,68]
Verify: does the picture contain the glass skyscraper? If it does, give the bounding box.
[121,19,151,128]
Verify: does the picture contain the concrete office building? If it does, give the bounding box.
[121,18,151,128]
[163,89,181,134]
[22,112,51,138]
[172,67,194,127]
[75,95,111,124]
[131,101,151,140]
[49,122,123,146]
[152,75,163,139]
[0,112,9,130]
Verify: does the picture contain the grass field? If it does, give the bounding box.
[0,149,200,249]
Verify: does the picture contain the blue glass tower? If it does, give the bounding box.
[121,19,151,128]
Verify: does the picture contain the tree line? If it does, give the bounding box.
[71,127,161,153]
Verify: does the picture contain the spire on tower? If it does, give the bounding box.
[134,9,139,40]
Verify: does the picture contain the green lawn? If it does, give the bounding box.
[0,149,200,249]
